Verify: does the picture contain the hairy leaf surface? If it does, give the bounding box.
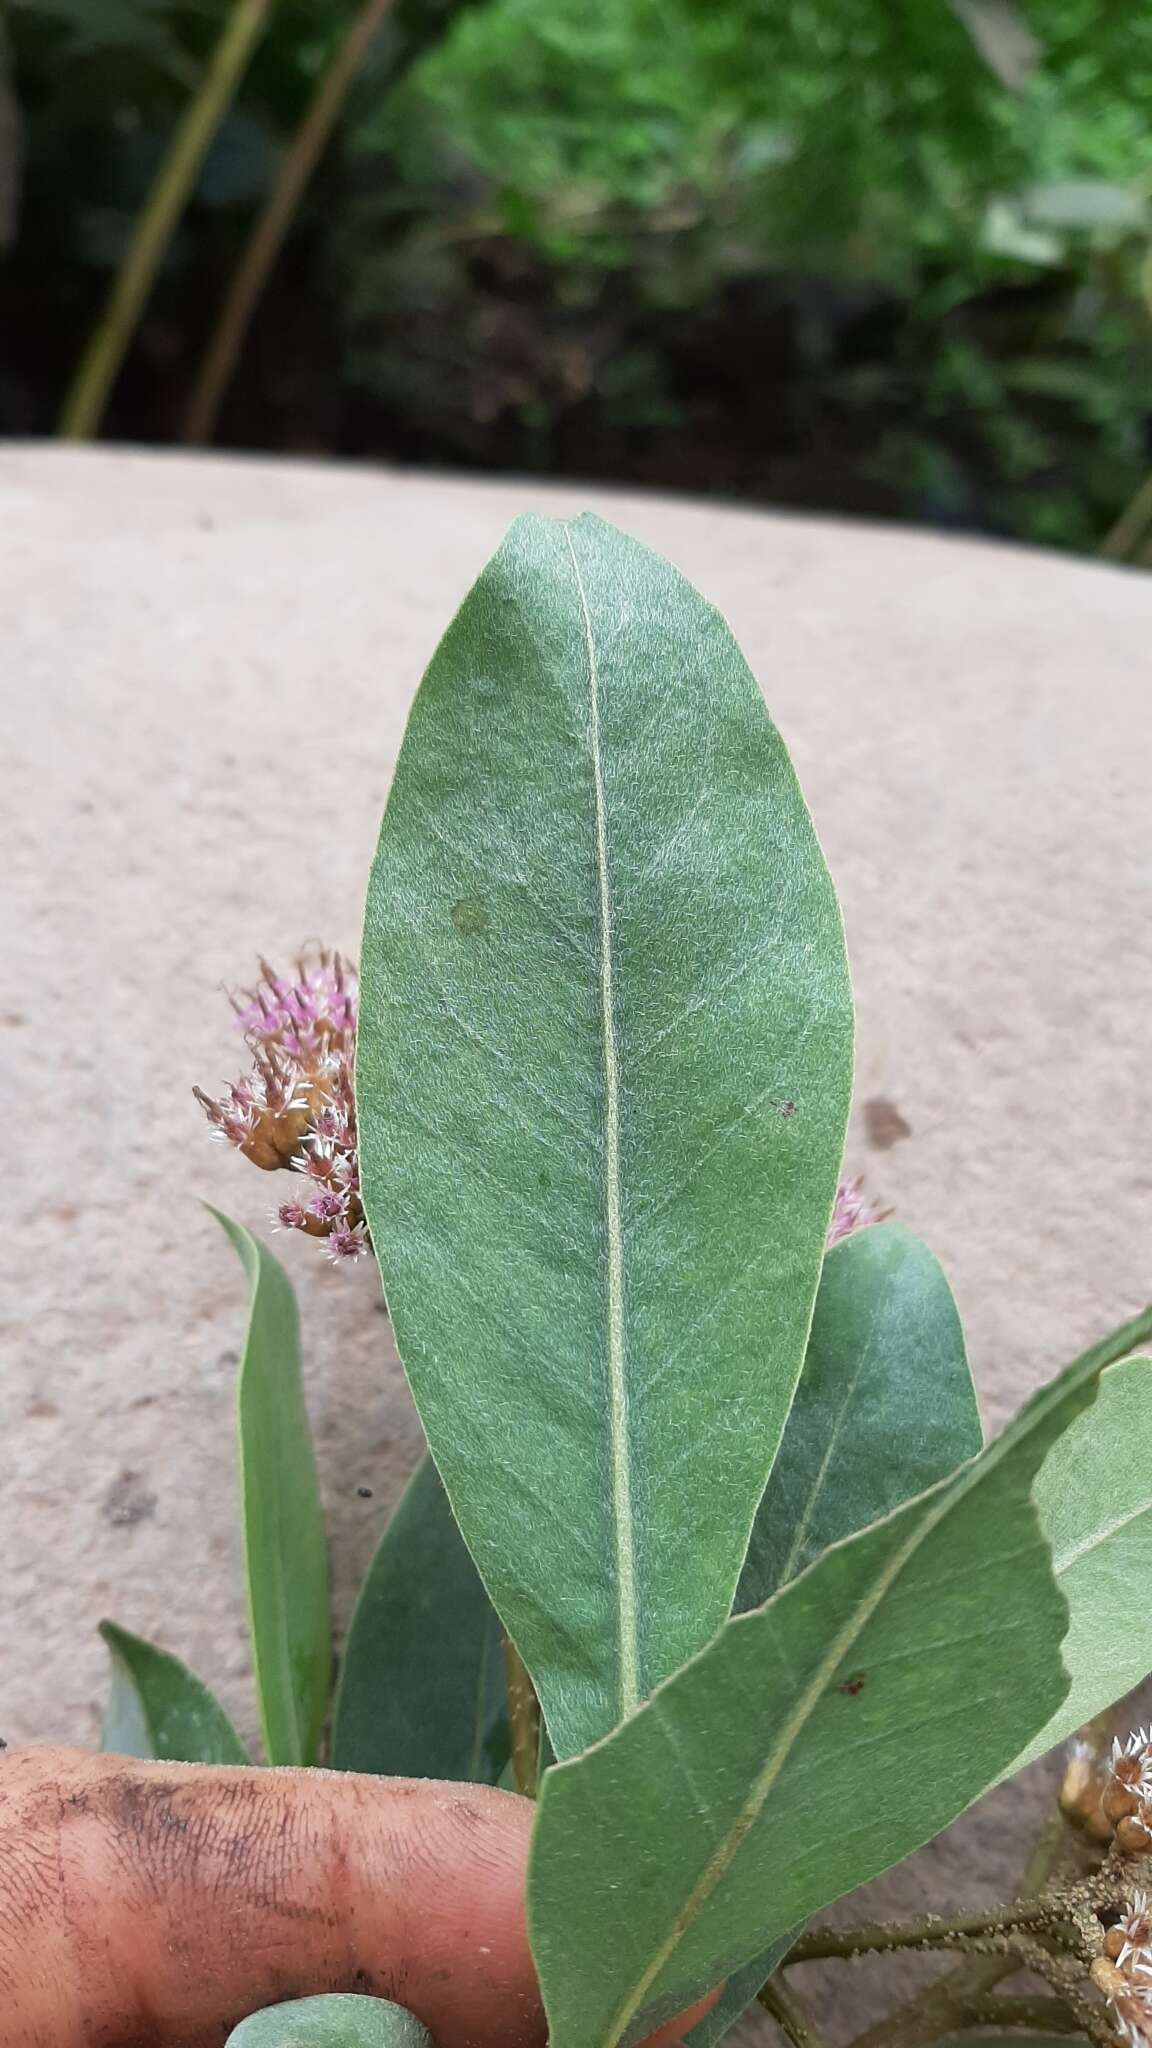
[358,512,853,1755]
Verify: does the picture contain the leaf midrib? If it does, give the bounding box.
[563,522,639,1722]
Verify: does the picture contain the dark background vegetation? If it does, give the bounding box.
[3,0,1151,554]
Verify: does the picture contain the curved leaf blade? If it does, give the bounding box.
[99,1620,249,1765]
[529,1304,1152,2048]
[738,1222,982,1609]
[213,1208,330,1768]
[358,511,853,1756]
[227,1994,431,2047]
[332,1453,507,1783]
[1010,1353,1152,1770]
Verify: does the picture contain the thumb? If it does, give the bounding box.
[0,1747,718,2047]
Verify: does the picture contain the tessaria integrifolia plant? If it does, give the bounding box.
[100,514,1152,2048]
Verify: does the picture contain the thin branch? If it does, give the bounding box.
[503,1636,541,1799]
[58,0,276,439]
[787,1900,1067,1963]
[181,0,398,444]
[758,1974,829,2048]
[841,1807,1075,2048]
[955,1993,1088,2034]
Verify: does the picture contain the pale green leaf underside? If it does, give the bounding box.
[331,1453,507,1783]
[212,1209,330,1769]
[226,1995,431,2048]
[739,1222,982,1609]
[99,1620,249,1766]
[1009,1353,1152,1771]
[358,512,853,1757]
[529,1304,1152,2048]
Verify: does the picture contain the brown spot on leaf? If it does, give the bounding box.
[839,1673,867,1697]
[863,1096,913,1150]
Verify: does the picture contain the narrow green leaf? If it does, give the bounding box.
[1010,1354,1152,1771]
[226,1994,431,2047]
[331,1453,508,1783]
[738,1223,982,1610]
[99,1620,249,1765]
[529,1304,1152,2048]
[358,511,853,1757]
[212,1208,330,1768]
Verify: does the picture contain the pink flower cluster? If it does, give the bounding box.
[195,954,368,1262]
[828,1176,879,1246]
[198,952,879,1269]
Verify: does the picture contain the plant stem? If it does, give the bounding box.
[786,1900,1065,1963]
[58,0,276,440]
[758,1974,829,2048]
[839,1807,1073,2048]
[955,1994,1086,2034]
[181,0,397,444]
[503,1636,541,1799]
[1100,471,1152,564]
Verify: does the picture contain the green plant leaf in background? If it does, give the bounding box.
[358,512,853,1758]
[332,1452,508,1782]
[528,1304,1152,2048]
[213,1208,330,1768]
[99,1619,249,1765]
[226,1994,432,2048]
[738,1222,982,1610]
[1008,1352,1152,1771]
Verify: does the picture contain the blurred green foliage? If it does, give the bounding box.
[2,0,1150,550]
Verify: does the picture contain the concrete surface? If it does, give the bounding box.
[3,445,1150,2035]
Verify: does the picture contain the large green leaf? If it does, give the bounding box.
[357,512,853,1757]
[99,1620,249,1765]
[528,1305,1152,2048]
[226,1995,431,2047]
[213,1209,330,1768]
[331,1452,507,1782]
[1009,1353,1152,1771]
[738,1223,982,1610]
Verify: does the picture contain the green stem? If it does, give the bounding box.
[181,0,397,444]
[758,1975,829,2048]
[786,1900,1066,1963]
[840,1808,1073,2048]
[58,0,276,440]
[503,1636,541,1800]
[955,1994,1087,2035]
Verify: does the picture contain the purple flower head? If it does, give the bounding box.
[197,949,367,1266]
[827,1177,880,1247]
